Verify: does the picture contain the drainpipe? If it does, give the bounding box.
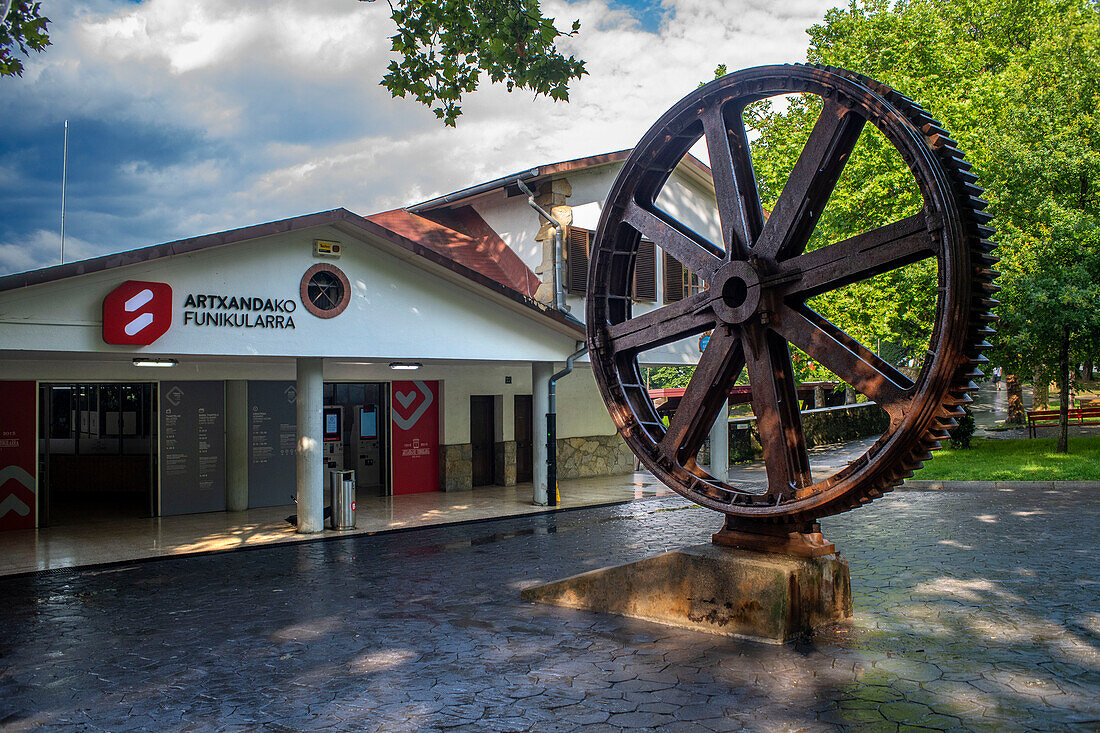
[545,341,587,507]
[516,178,567,312]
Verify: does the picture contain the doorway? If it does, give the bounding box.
[322,382,389,496]
[514,395,533,484]
[470,395,495,486]
[38,383,157,526]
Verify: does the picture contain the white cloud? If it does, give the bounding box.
[2,0,840,275]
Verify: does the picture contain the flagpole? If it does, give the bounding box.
[60,120,68,264]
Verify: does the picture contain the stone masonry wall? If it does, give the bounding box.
[728,402,889,462]
[440,443,472,492]
[556,434,634,480]
[494,441,517,487]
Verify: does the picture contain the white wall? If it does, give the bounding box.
[0,224,578,363]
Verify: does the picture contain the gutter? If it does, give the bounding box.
[516,178,568,312]
[408,168,540,213]
[545,341,588,507]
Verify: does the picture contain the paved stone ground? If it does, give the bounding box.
[1,483,1098,732]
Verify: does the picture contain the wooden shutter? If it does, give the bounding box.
[664,251,684,302]
[566,228,589,294]
[633,240,657,301]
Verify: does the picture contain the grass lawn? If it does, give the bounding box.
[911,436,1100,481]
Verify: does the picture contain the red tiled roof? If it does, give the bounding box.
[367,207,539,297]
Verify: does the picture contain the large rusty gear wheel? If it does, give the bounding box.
[586,65,998,527]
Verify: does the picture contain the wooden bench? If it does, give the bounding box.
[1026,406,1100,438]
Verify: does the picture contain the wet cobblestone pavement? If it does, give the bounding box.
[1,483,1098,732]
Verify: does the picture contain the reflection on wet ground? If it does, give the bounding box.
[1,483,1096,731]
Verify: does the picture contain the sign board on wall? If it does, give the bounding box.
[247,381,298,509]
[0,382,36,531]
[391,380,439,495]
[160,381,226,515]
[103,280,173,345]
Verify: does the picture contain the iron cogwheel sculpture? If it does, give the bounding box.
[586,65,998,539]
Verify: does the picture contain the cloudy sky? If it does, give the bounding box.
[0,0,840,275]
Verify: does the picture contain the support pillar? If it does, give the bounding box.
[709,401,728,482]
[296,357,324,533]
[532,361,553,506]
[225,380,248,512]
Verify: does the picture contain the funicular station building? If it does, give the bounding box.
[0,151,720,539]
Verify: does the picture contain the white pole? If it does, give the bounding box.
[60,120,68,264]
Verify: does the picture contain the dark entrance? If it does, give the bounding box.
[470,395,495,487]
[514,395,533,484]
[38,383,157,526]
[322,382,389,496]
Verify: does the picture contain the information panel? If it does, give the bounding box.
[247,381,298,508]
[0,381,36,531]
[160,381,226,515]
[391,380,439,494]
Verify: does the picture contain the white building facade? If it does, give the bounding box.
[0,151,721,533]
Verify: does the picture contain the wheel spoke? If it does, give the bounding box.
[623,198,723,280]
[742,323,812,496]
[780,214,937,299]
[604,290,717,354]
[658,326,745,464]
[702,102,763,259]
[772,304,914,421]
[753,99,865,261]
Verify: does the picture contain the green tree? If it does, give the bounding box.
[1,0,50,77]
[744,0,1100,451]
[381,0,587,126]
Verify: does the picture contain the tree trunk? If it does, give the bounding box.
[1086,360,1094,382]
[1032,369,1049,410]
[1006,374,1025,425]
[1057,326,1070,453]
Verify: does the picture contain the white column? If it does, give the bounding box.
[225,380,248,512]
[709,399,729,483]
[532,361,553,506]
[296,357,325,533]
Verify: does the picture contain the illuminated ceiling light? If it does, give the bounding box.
[389,362,421,370]
[132,358,178,367]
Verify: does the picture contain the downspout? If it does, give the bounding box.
[545,341,587,506]
[516,178,567,311]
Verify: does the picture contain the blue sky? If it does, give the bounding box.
[0,0,838,275]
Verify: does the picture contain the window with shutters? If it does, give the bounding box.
[663,251,705,303]
[565,229,656,301]
[565,227,589,295]
[632,240,657,302]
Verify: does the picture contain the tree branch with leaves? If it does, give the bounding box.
[379,0,587,126]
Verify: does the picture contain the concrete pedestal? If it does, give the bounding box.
[521,543,851,643]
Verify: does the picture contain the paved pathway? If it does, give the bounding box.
[1,482,1097,731]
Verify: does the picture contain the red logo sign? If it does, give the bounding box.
[103,281,173,345]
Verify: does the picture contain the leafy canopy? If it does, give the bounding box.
[743,0,1100,384]
[380,0,587,126]
[0,0,50,78]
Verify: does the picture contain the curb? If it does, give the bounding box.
[903,479,1099,490]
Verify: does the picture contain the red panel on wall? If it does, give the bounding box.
[103,280,173,345]
[391,380,439,495]
[0,381,37,531]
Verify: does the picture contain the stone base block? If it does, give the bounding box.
[521,543,851,643]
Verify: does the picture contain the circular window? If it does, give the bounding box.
[300,264,351,318]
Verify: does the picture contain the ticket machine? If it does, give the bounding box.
[357,404,383,491]
[322,405,343,471]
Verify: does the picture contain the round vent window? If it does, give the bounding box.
[300,264,351,318]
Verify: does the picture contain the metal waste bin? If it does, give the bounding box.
[329,469,356,530]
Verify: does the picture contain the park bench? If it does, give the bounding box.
[1025,406,1100,438]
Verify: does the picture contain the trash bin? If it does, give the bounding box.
[329,469,356,530]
